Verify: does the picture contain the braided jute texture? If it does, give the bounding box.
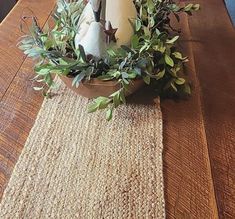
[0,80,165,219]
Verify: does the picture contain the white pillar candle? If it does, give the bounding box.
[105,0,137,46]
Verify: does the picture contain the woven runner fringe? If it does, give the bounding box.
[0,79,165,219]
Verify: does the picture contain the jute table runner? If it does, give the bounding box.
[0,80,165,219]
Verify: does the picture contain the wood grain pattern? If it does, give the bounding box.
[0,0,56,199]
[0,0,56,98]
[161,13,218,219]
[0,0,234,218]
[188,0,235,218]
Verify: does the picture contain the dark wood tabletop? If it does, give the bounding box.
[0,0,234,218]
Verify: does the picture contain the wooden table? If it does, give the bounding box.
[0,0,234,218]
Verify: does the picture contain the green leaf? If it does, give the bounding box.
[165,54,174,67]
[78,44,86,62]
[108,70,121,79]
[113,92,121,108]
[135,19,142,32]
[72,71,86,88]
[18,44,33,50]
[33,87,44,91]
[120,45,133,53]
[88,102,99,113]
[192,4,200,11]
[184,4,193,12]
[119,60,127,70]
[35,68,51,75]
[44,74,53,87]
[171,82,178,92]
[127,70,137,79]
[107,48,116,57]
[45,39,54,50]
[184,84,191,95]
[98,97,112,109]
[143,75,151,85]
[155,28,161,36]
[147,0,155,13]
[123,78,130,85]
[143,26,151,37]
[88,96,111,113]
[172,52,183,60]
[119,89,126,104]
[156,69,165,79]
[149,16,155,28]
[121,72,129,79]
[106,108,113,121]
[168,4,180,12]
[131,35,139,49]
[175,78,186,85]
[139,43,149,53]
[154,42,166,53]
[166,36,179,44]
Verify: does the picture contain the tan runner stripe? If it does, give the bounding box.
[0,79,164,219]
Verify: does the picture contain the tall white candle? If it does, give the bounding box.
[105,0,137,46]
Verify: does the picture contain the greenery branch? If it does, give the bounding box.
[18,0,199,120]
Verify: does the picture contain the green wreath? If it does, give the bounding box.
[18,0,199,120]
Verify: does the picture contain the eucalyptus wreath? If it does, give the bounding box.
[18,0,199,120]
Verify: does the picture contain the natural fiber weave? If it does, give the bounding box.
[0,79,165,219]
